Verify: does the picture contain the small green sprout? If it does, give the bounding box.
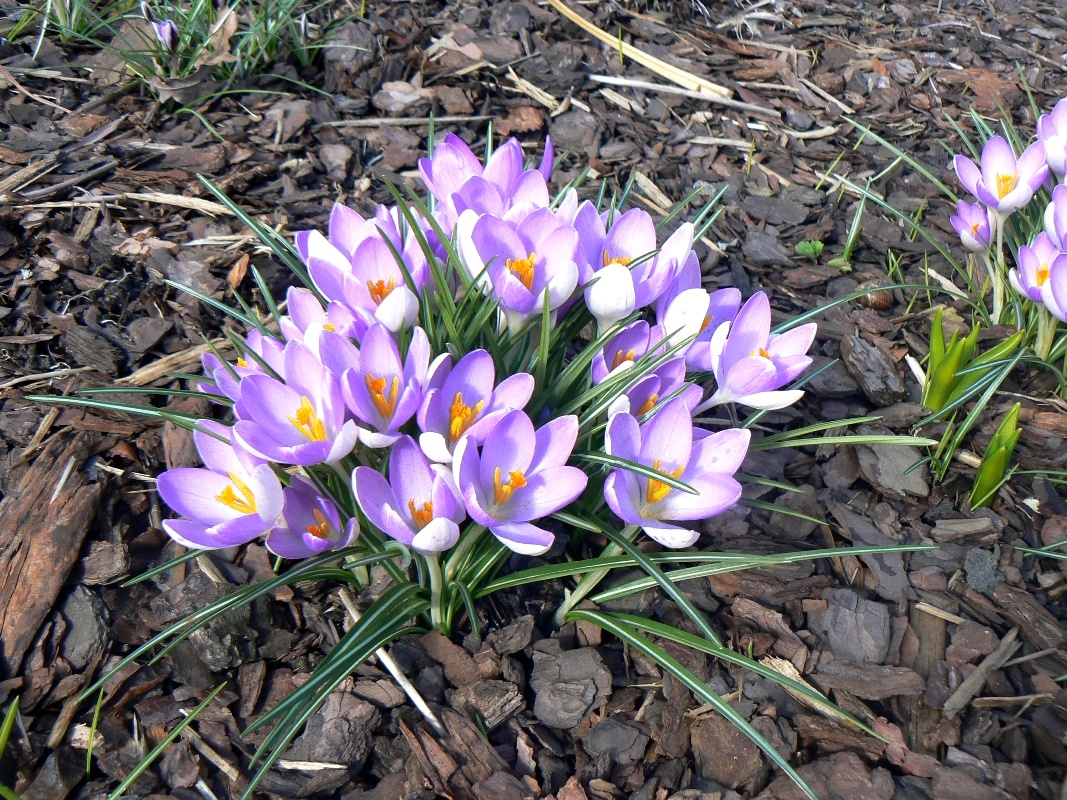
[922,308,1023,413]
[970,403,1021,508]
[795,240,824,262]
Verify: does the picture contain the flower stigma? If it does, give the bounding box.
[365,374,400,418]
[408,499,434,529]
[290,397,328,441]
[217,472,257,514]
[506,252,537,290]
[492,467,528,506]
[448,392,484,443]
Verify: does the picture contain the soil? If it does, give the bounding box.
[3,0,1067,798]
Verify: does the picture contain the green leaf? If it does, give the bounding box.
[574,451,698,494]
[751,434,938,451]
[106,683,227,800]
[569,610,818,800]
[122,548,205,587]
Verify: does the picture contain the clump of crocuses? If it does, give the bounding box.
[153,132,816,632]
[948,97,1067,358]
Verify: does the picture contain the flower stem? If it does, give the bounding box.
[427,554,448,634]
[338,588,448,738]
[553,523,640,628]
[444,523,485,582]
[992,220,1006,323]
[1036,305,1058,361]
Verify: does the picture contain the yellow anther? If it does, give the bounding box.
[996,171,1018,200]
[323,323,336,332]
[448,392,484,443]
[611,348,637,370]
[289,397,327,441]
[506,252,537,290]
[365,374,400,419]
[305,508,332,539]
[408,498,435,530]
[367,276,396,306]
[602,250,632,267]
[645,458,685,505]
[1037,263,1051,287]
[216,472,257,514]
[492,466,528,507]
[236,356,248,368]
[699,314,714,334]
[635,393,660,416]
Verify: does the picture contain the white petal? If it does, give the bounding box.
[375,286,419,332]
[585,263,635,333]
[419,432,455,464]
[662,287,711,349]
[412,518,460,554]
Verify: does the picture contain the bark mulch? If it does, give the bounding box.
[3,0,1067,798]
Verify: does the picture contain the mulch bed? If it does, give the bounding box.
[4,0,1067,798]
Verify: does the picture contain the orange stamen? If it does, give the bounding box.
[996,172,1018,200]
[323,323,336,332]
[289,397,327,441]
[602,250,632,267]
[216,472,257,514]
[635,393,660,416]
[506,253,537,290]
[305,508,332,539]
[645,458,685,505]
[448,392,484,443]
[367,277,396,306]
[492,467,528,506]
[408,498,435,529]
[1037,263,1051,287]
[365,374,400,419]
[611,348,637,370]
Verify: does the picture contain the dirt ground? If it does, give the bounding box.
[4,0,1067,798]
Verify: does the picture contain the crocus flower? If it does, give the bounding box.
[604,398,749,548]
[677,287,743,373]
[950,200,993,253]
[696,292,816,411]
[266,476,358,559]
[153,19,178,54]
[341,324,430,448]
[304,229,420,335]
[461,208,579,333]
[280,287,362,354]
[1044,253,1067,323]
[591,321,664,384]
[454,411,587,555]
[354,436,466,554]
[199,328,286,403]
[419,135,554,227]
[157,421,283,549]
[606,359,702,419]
[1044,184,1067,249]
[1038,98,1067,182]
[575,206,692,316]
[417,349,535,463]
[1017,232,1067,322]
[234,340,359,465]
[953,136,1047,218]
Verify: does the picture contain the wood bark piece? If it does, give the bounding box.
[0,431,100,678]
[942,628,1020,719]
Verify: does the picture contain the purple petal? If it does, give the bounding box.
[689,427,750,475]
[488,521,555,555]
[603,469,645,526]
[639,398,693,471]
[953,154,982,198]
[528,414,579,474]
[720,292,771,376]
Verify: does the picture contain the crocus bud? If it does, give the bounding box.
[585,262,635,334]
[153,19,178,55]
[140,0,154,21]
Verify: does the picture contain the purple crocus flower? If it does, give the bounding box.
[677,287,743,373]
[1012,232,1067,320]
[695,292,816,411]
[1044,252,1067,323]
[354,436,465,554]
[341,324,430,448]
[1038,98,1067,182]
[591,321,665,384]
[461,208,579,333]
[266,476,359,559]
[233,340,359,465]
[157,420,283,549]
[453,411,587,555]
[1044,184,1067,249]
[604,398,749,548]
[199,328,286,403]
[417,349,535,463]
[949,200,993,253]
[280,287,362,353]
[419,135,554,227]
[953,136,1047,218]
[607,359,702,419]
[153,19,178,54]
[304,228,420,335]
